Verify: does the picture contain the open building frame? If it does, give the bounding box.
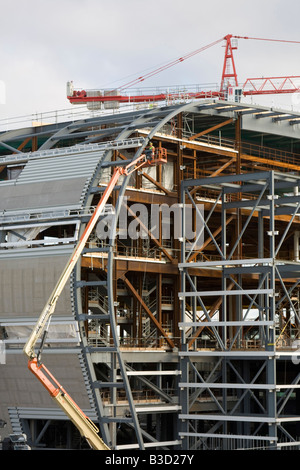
[1,99,300,449]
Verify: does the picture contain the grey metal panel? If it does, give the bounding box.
[17,151,103,184]
[0,146,106,212]
[0,353,93,438]
[9,407,98,422]
[0,177,87,212]
[0,245,74,259]
[0,252,73,318]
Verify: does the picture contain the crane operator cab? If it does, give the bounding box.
[144,143,167,166]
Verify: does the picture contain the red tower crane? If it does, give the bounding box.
[220,34,239,93]
[67,34,300,106]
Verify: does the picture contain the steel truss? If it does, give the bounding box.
[179,170,300,450]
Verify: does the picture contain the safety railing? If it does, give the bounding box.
[186,336,300,351]
[192,133,236,150]
[241,140,300,169]
[183,133,300,176]
[0,83,222,132]
[0,101,155,131]
[100,388,176,404]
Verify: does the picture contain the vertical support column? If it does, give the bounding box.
[110,352,117,449]
[32,135,38,152]
[192,275,197,350]
[157,273,162,347]
[178,136,187,447]
[221,187,227,347]
[294,231,299,262]
[138,275,143,346]
[176,113,184,349]
[233,115,242,346]
[267,171,277,448]
[176,113,183,195]
[258,212,265,344]
[235,114,242,259]
[222,359,228,449]
[179,180,189,449]
[157,140,162,184]
[133,295,137,344]
[235,114,241,176]
[221,186,228,447]
[173,275,181,347]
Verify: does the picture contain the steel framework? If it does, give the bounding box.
[179,171,300,450]
[2,99,300,450]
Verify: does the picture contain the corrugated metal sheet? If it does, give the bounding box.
[0,251,74,318]
[0,177,88,213]
[17,150,105,184]
[1,352,94,435]
[0,148,107,213]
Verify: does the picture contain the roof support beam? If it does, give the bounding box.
[121,275,175,349]
[125,203,175,263]
[0,141,24,154]
[187,118,234,141]
[141,171,175,197]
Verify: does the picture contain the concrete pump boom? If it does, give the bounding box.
[23,147,167,450]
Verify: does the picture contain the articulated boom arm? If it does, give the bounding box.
[28,357,111,450]
[23,165,123,361]
[23,148,167,450]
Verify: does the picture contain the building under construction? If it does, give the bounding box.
[1,94,300,450]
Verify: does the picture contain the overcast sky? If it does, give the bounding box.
[1,0,300,125]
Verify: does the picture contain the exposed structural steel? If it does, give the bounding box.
[2,98,300,450]
[22,166,122,450]
[179,171,300,450]
[23,147,168,450]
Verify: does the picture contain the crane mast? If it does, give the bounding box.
[23,147,167,450]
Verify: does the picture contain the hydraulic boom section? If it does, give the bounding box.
[23,147,167,450]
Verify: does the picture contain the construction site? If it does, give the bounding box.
[2,34,300,451]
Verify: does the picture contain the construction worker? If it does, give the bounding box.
[145,141,155,161]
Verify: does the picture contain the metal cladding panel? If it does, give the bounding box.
[0,251,73,318]
[0,353,92,437]
[17,151,103,184]
[0,149,106,212]
[0,177,87,212]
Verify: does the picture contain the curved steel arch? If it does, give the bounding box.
[2,101,202,448]
[73,105,179,449]
[102,101,202,448]
[107,100,202,299]
[0,100,213,449]
[38,107,167,150]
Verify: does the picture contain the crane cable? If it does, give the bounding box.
[119,37,224,91]
[234,35,300,45]
[119,35,300,92]
[120,35,300,91]
[93,35,300,94]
